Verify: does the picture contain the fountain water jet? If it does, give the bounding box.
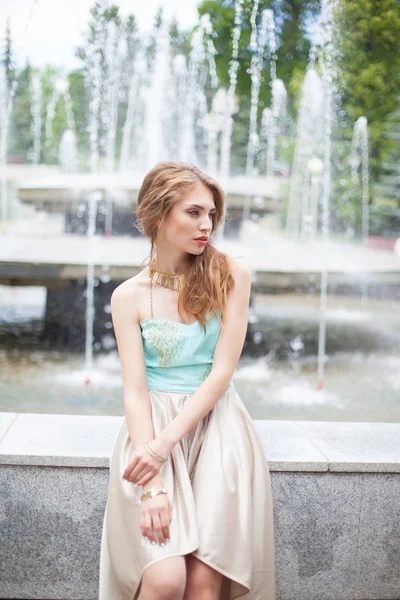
[243,7,277,222]
[83,22,104,384]
[220,0,244,180]
[119,52,146,171]
[350,116,370,247]
[0,65,17,221]
[350,115,370,307]
[45,78,76,148]
[143,23,171,170]
[30,72,42,165]
[264,79,287,178]
[285,68,324,237]
[59,130,78,173]
[315,0,340,390]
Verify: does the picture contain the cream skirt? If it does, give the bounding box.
[99,388,276,600]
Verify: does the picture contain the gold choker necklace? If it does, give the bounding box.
[149,262,186,292]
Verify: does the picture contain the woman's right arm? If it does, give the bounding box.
[110,281,163,492]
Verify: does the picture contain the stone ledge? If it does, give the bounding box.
[1,412,399,473]
[1,412,399,600]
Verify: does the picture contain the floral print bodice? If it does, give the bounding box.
[139,312,235,394]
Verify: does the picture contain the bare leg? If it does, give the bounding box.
[138,556,187,600]
[183,554,223,600]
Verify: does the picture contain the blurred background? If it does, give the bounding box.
[1,0,400,422]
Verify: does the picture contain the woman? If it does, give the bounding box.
[99,161,276,600]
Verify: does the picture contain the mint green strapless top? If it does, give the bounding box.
[140,312,235,394]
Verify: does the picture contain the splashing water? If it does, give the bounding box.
[0,65,17,221]
[220,0,244,179]
[59,130,78,173]
[350,115,370,307]
[286,68,324,237]
[30,72,42,165]
[350,116,370,246]
[242,8,277,221]
[264,79,287,177]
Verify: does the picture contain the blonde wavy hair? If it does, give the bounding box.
[135,161,235,333]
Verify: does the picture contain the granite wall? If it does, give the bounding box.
[1,413,399,600]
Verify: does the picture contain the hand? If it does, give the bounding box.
[122,435,175,487]
[141,483,172,545]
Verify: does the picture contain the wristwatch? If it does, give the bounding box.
[141,487,168,502]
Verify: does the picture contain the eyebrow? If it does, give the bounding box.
[187,204,217,212]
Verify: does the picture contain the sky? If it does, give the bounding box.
[1,0,200,69]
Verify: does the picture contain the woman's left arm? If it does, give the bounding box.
[154,256,251,451]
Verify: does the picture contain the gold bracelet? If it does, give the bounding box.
[141,487,168,502]
[144,441,167,463]
[145,442,167,463]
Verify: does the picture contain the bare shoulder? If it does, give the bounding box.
[110,269,148,321]
[226,254,252,282]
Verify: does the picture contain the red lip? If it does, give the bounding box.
[195,237,208,241]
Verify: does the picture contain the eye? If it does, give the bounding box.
[188,211,216,218]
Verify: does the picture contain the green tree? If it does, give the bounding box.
[197,0,320,109]
[75,0,140,169]
[8,64,33,160]
[67,69,87,165]
[196,0,320,172]
[146,6,164,67]
[40,67,73,165]
[169,16,192,60]
[2,18,17,90]
[334,0,400,179]
[115,13,140,164]
[369,102,400,236]
[374,104,400,204]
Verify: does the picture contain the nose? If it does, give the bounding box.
[200,226,211,236]
[200,216,212,233]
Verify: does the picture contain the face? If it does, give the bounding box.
[158,181,217,254]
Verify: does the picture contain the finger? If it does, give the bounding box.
[128,458,147,482]
[136,466,159,486]
[122,457,138,479]
[160,506,170,541]
[168,500,172,524]
[135,466,152,485]
[133,455,159,482]
[140,510,147,539]
[143,509,155,543]
[151,512,165,544]
[125,460,143,482]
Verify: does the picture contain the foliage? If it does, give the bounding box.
[3,0,400,238]
[8,64,34,161]
[334,0,400,179]
[373,103,400,204]
[368,101,400,235]
[197,0,320,109]
[3,18,17,90]
[196,0,320,172]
